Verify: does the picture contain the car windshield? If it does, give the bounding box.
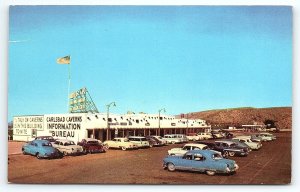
[65,141,75,146]
[87,141,99,145]
[212,153,223,160]
[123,139,130,142]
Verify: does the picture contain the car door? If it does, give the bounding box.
[176,153,194,171]
[27,141,35,155]
[190,154,207,172]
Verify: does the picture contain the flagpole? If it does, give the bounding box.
[68,58,71,113]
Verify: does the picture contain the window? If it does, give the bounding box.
[184,154,193,160]
[194,154,204,161]
[136,120,139,123]
[108,118,112,122]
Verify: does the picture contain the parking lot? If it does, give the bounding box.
[8,132,291,184]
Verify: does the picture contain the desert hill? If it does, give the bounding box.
[185,107,292,130]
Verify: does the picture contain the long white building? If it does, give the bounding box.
[13,113,211,142]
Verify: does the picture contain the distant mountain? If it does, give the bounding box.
[183,107,292,130]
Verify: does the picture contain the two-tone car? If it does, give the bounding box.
[52,139,84,156]
[168,143,209,156]
[163,134,182,144]
[214,140,250,157]
[128,136,150,148]
[232,136,262,150]
[163,150,239,176]
[77,138,107,153]
[197,132,213,140]
[145,136,165,147]
[103,137,138,151]
[22,140,62,159]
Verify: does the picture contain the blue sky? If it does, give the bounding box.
[8,6,292,121]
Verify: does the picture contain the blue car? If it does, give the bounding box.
[163,150,239,176]
[22,140,62,159]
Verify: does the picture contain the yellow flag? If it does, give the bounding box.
[57,55,70,64]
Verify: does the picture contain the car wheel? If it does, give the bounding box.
[22,149,26,155]
[63,151,68,156]
[206,170,216,176]
[36,153,41,159]
[223,151,229,158]
[229,151,235,157]
[167,163,176,172]
[83,149,88,154]
[121,146,127,151]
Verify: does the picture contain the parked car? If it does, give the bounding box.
[34,136,56,144]
[249,135,263,142]
[211,131,223,139]
[233,137,262,150]
[197,132,213,140]
[103,137,138,151]
[221,131,234,139]
[214,140,250,157]
[252,133,273,141]
[52,139,84,156]
[22,140,62,159]
[163,134,182,144]
[77,138,107,153]
[128,136,150,148]
[186,133,201,141]
[151,135,168,145]
[168,143,209,156]
[259,132,276,140]
[199,140,249,157]
[145,136,164,147]
[163,150,239,176]
[173,134,189,143]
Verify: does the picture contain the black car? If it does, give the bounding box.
[199,140,249,158]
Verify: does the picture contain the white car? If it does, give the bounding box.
[128,136,150,148]
[52,139,83,156]
[197,132,213,140]
[186,133,200,141]
[168,143,209,156]
[163,134,182,144]
[103,137,138,151]
[232,137,262,150]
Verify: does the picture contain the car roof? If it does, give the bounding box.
[84,138,98,141]
[128,136,146,138]
[32,140,50,144]
[215,140,235,144]
[185,150,218,157]
[56,139,73,142]
[114,137,128,139]
[184,143,207,148]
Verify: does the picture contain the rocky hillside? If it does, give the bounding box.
[186,107,292,130]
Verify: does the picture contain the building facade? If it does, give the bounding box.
[13,113,211,142]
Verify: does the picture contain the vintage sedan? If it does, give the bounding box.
[232,137,262,150]
[145,136,164,147]
[214,140,250,157]
[22,140,62,159]
[168,143,209,156]
[128,136,150,148]
[52,139,84,156]
[77,138,107,153]
[103,137,138,150]
[34,136,56,144]
[163,150,239,176]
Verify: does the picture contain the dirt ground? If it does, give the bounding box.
[7,132,291,184]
